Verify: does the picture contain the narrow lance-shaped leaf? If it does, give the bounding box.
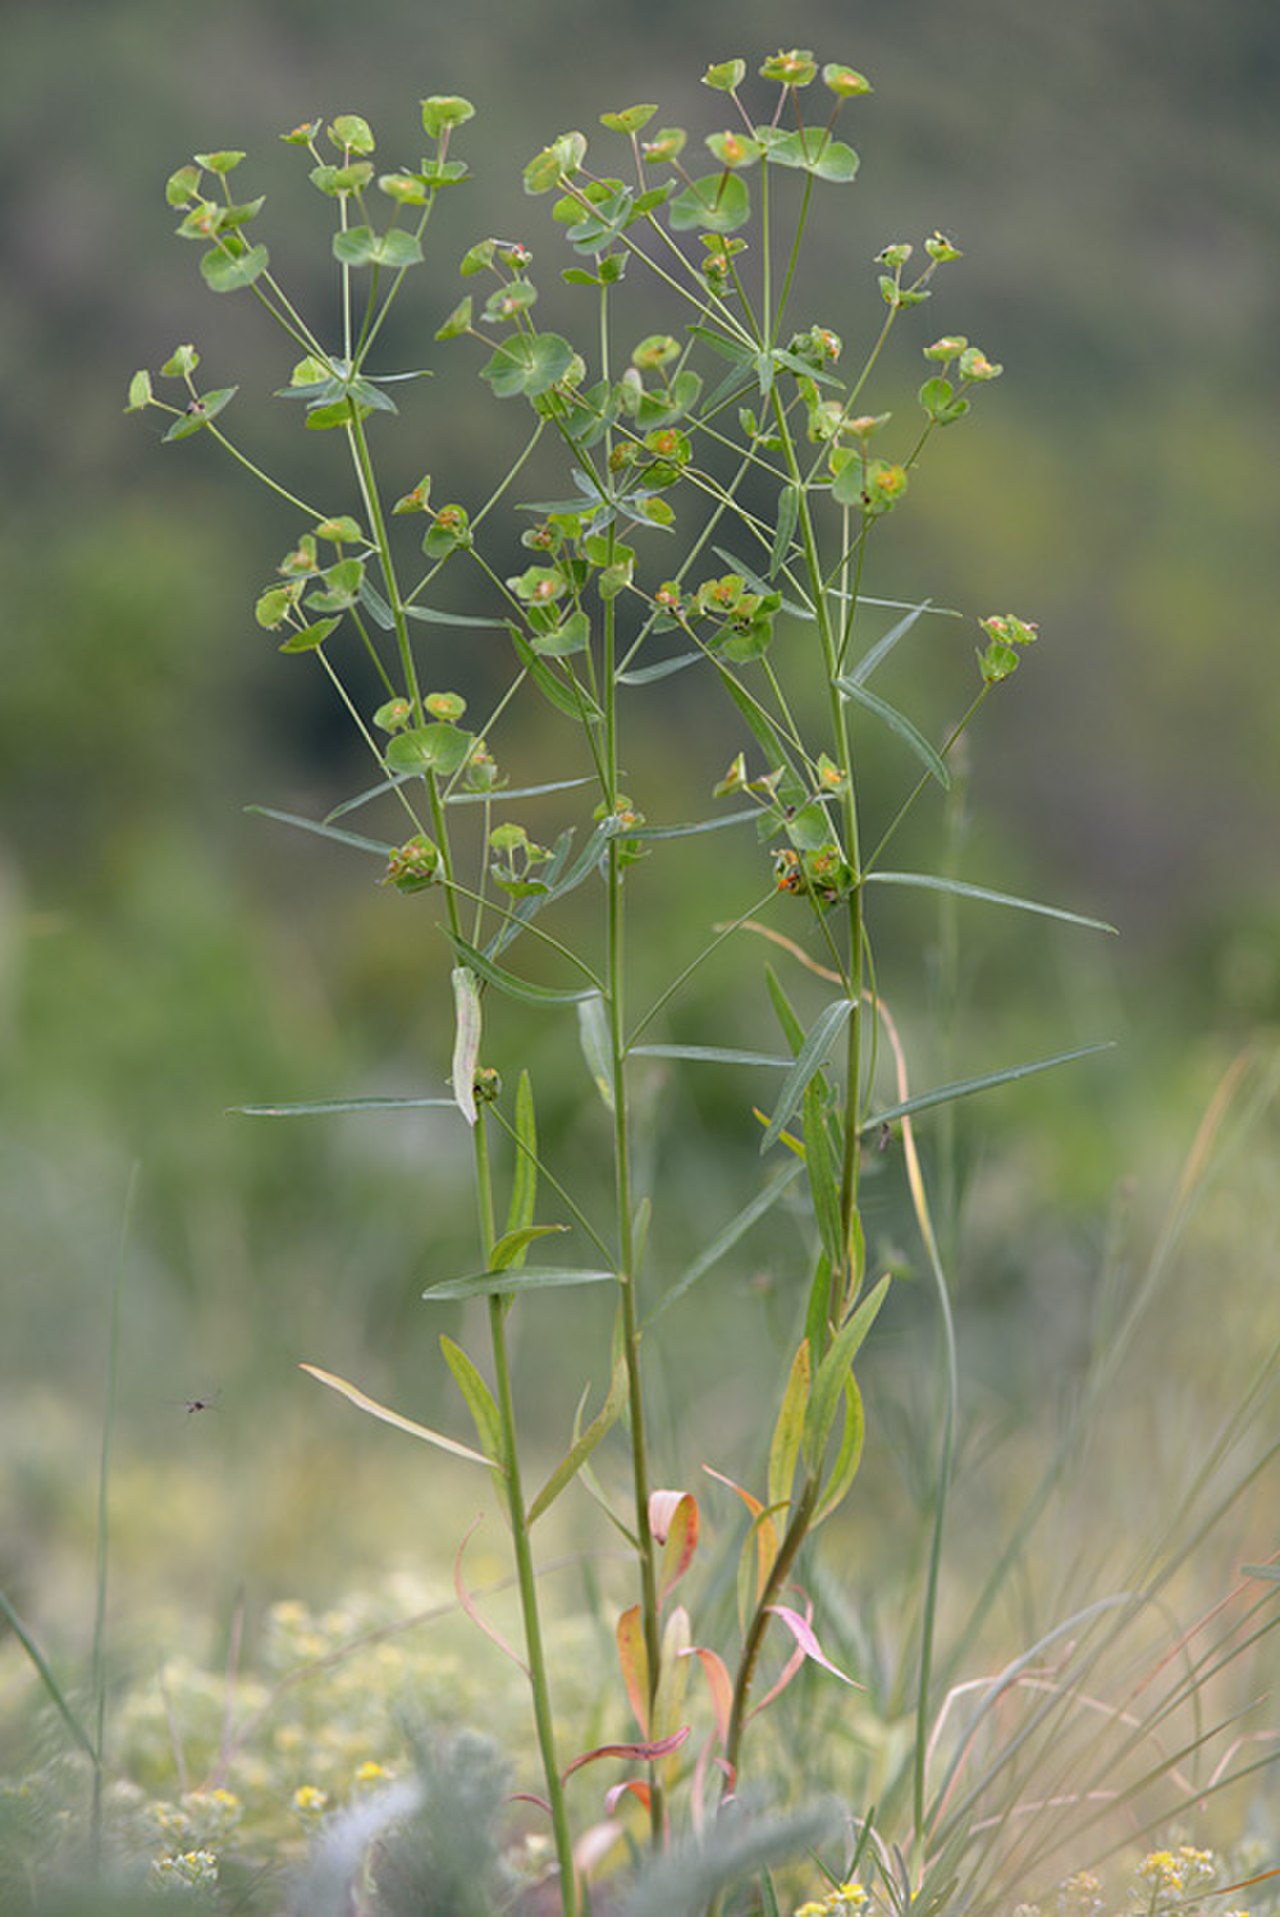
[837,676,950,788]
[488,1223,568,1271]
[451,966,481,1127]
[526,1355,628,1525]
[445,931,602,1006]
[233,1095,456,1117]
[764,1605,857,1686]
[578,992,616,1111]
[803,1273,891,1470]
[864,870,1118,935]
[703,1465,779,1606]
[864,1041,1115,1131]
[681,1644,735,1747]
[760,999,855,1155]
[299,1362,498,1470]
[802,1078,843,1269]
[812,1373,866,1526]
[422,1265,615,1302]
[617,1602,650,1736]
[768,1340,811,1514]
[439,1335,506,1504]
[844,600,934,687]
[561,1728,689,1781]
[245,803,391,858]
[506,1070,538,1240]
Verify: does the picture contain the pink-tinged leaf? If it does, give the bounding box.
[604,1780,650,1814]
[680,1645,734,1746]
[561,1727,689,1780]
[649,1487,685,1543]
[509,1791,552,1813]
[765,1604,857,1685]
[616,1603,650,1736]
[657,1492,699,1601]
[455,1519,529,1675]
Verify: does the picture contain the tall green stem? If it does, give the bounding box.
[474,1118,579,1917]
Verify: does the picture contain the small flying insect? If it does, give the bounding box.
[171,1389,221,1416]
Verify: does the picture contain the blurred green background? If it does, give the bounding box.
[2,0,1278,1681]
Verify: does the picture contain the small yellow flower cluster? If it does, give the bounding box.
[292,1782,330,1819]
[794,1881,870,1916]
[149,1847,220,1889]
[1137,1846,1217,1899]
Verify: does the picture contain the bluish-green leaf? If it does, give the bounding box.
[836,677,949,788]
[864,871,1117,934]
[423,1265,615,1301]
[446,933,601,1006]
[625,807,758,842]
[232,1096,455,1116]
[761,1000,855,1154]
[865,1042,1115,1131]
[630,1045,789,1068]
[845,601,934,687]
[507,1070,538,1239]
[578,994,616,1110]
[245,804,391,856]
[803,1274,890,1470]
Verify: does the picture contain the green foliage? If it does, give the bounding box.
[18,42,1261,1917]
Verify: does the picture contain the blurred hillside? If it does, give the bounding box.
[2,0,1279,1628]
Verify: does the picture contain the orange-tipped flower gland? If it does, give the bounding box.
[373,696,413,733]
[425,691,467,721]
[385,834,440,892]
[761,49,818,86]
[869,462,908,504]
[773,847,806,893]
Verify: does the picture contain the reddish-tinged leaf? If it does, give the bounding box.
[616,1603,650,1735]
[703,1465,779,1601]
[657,1492,699,1601]
[510,1791,552,1812]
[681,1645,734,1745]
[765,1604,856,1685]
[455,1520,528,1674]
[604,1780,651,1814]
[561,1727,689,1779]
[654,1605,692,1744]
